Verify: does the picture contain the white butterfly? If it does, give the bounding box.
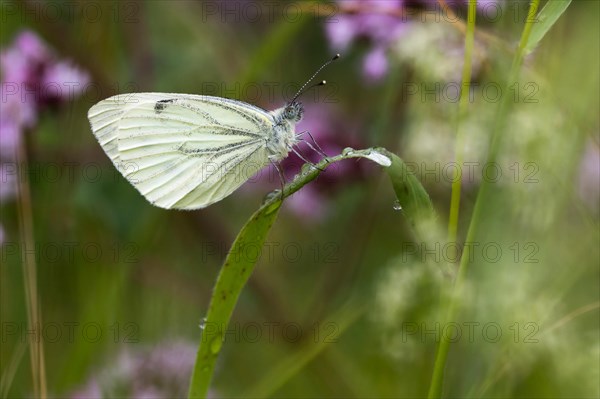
[88,56,338,210]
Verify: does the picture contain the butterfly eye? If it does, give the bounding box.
[284,107,295,120]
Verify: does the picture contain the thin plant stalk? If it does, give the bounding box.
[428,1,541,398]
[15,136,47,399]
[429,0,478,396]
[447,0,478,246]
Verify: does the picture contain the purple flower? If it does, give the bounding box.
[13,30,52,65]
[325,0,499,81]
[0,114,22,159]
[326,1,405,50]
[0,30,89,244]
[363,46,389,81]
[41,60,90,103]
[0,30,89,150]
[69,341,206,398]
[477,0,502,10]
[69,381,102,399]
[325,1,406,82]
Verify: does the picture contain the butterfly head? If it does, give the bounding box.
[280,54,339,125]
[283,101,304,123]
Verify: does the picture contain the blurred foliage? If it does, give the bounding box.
[1,0,598,398]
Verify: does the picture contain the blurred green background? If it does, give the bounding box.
[1,0,598,397]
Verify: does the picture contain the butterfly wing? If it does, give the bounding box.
[88,93,274,209]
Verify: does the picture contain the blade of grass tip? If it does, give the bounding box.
[378,149,436,238]
[245,302,366,397]
[15,136,47,399]
[187,148,430,398]
[524,0,572,55]
[428,1,542,398]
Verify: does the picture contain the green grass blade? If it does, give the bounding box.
[187,196,282,398]
[524,0,572,54]
[378,148,436,236]
[187,148,433,398]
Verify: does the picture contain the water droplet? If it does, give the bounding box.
[393,200,403,211]
[342,147,354,156]
[300,163,316,174]
[199,317,207,330]
[263,189,281,204]
[210,336,223,354]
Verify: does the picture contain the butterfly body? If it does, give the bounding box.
[267,101,303,161]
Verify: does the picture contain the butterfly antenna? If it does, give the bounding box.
[290,54,340,103]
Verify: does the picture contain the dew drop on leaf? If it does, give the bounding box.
[263,189,281,204]
[300,163,315,174]
[210,336,223,354]
[393,200,403,211]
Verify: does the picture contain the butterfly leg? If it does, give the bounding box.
[303,139,330,164]
[304,131,329,162]
[296,130,329,165]
[292,147,324,172]
[269,159,286,201]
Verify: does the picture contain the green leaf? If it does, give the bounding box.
[187,195,282,398]
[524,0,572,54]
[378,148,436,234]
[188,148,433,398]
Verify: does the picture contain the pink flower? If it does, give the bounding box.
[325,0,499,81]
[363,46,389,81]
[0,29,89,205]
[0,30,89,247]
[69,381,102,399]
[0,116,22,159]
[41,61,90,102]
[13,30,52,65]
[69,341,200,398]
[326,0,406,52]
